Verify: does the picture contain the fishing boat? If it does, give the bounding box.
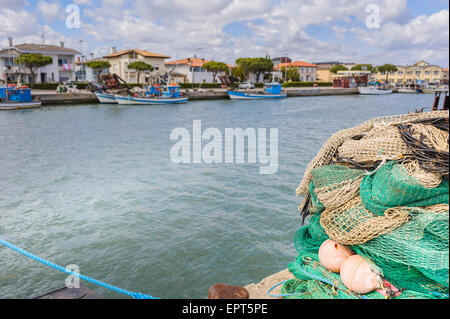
[397,88,423,93]
[94,91,117,104]
[397,83,423,94]
[227,83,287,100]
[114,83,188,105]
[358,82,392,95]
[0,85,41,110]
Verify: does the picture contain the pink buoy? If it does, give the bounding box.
[318,240,354,273]
[340,255,379,294]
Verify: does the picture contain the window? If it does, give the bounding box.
[425,71,431,75]
[415,71,421,75]
[397,71,403,75]
[434,71,439,75]
[407,71,412,75]
[58,59,68,66]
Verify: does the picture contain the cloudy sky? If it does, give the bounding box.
[0,0,448,66]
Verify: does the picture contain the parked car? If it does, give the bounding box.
[238,82,255,89]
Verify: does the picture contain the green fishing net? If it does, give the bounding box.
[285,208,449,299]
[360,161,449,215]
[354,207,449,289]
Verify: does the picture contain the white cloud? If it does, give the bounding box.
[74,0,92,5]
[37,0,63,22]
[0,0,28,9]
[351,9,449,65]
[0,9,37,38]
[1,0,448,66]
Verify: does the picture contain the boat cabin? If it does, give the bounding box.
[0,87,32,103]
[165,83,180,98]
[146,83,180,98]
[264,83,282,94]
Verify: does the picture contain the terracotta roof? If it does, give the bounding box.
[166,57,234,68]
[103,49,170,59]
[274,61,317,70]
[14,43,81,55]
[413,60,429,66]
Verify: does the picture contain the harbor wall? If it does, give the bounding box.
[31,87,359,105]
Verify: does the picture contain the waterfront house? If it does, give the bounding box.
[273,61,318,82]
[372,61,447,86]
[165,57,234,83]
[103,48,170,84]
[442,67,449,85]
[0,40,81,84]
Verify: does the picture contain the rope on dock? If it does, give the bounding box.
[0,237,159,299]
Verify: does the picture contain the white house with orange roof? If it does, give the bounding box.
[165,57,234,83]
[274,60,318,82]
[103,48,170,83]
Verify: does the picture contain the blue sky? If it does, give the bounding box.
[1,0,448,66]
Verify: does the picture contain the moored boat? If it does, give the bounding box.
[94,91,117,103]
[0,86,41,110]
[397,88,423,94]
[358,82,392,95]
[114,83,188,105]
[228,83,287,100]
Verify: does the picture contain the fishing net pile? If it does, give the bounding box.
[283,111,449,299]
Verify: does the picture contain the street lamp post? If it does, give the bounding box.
[284,53,288,82]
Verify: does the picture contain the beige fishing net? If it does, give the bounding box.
[320,196,410,245]
[297,111,449,196]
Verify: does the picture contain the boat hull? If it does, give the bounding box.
[95,92,117,103]
[358,87,392,95]
[0,101,41,110]
[114,95,188,105]
[397,88,423,94]
[227,91,287,100]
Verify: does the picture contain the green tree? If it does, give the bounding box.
[286,66,300,81]
[251,57,274,82]
[85,60,112,82]
[377,64,398,83]
[202,61,229,83]
[127,61,153,84]
[330,65,349,74]
[351,64,374,72]
[231,65,245,82]
[15,53,53,87]
[235,58,254,81]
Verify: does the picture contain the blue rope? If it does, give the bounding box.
[0,237,159,299]
[267,279,304,298]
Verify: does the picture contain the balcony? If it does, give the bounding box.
[58,64,75,72]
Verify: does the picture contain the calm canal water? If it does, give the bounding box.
[0,93,436,298]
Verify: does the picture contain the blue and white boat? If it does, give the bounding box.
[227,83,287,100]
[114,83,188,105]
[0,86,41,110]
[94,91,117,104]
